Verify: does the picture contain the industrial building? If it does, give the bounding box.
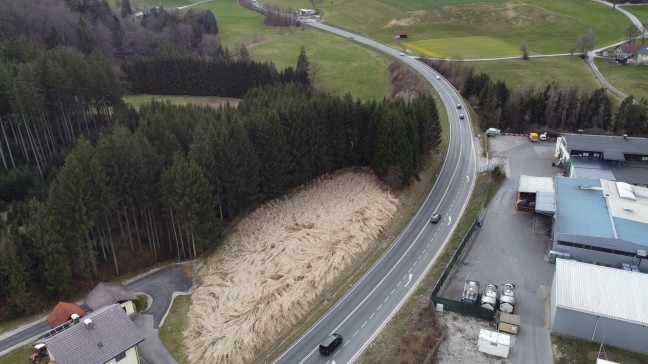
[551,259,648,353]
[552,176,648,270]
[554,133,648,186]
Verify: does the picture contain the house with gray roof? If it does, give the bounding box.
[554,133,648,186]
[85,282,139,314]
[552,177,648,270]
[43,304,144,364]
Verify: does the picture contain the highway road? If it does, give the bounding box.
[274,22,477,364]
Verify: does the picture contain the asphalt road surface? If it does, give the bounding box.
[273,23,477,364]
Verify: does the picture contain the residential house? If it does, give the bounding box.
[638,46,648,64]
[43,304,145,364]
[85,282,139,315]
[614,44,648,63]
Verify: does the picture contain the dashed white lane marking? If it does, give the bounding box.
[422,248,426,254]
[408,267,412,273]
[377,304,383,310]
[384,296,389,303]
[418,254,422,260]
[362,321,367,328]
[391,288,396,295]
[353,330,359,338]
[397,281,401,287]
[413,261,417,267]
[343,341,349,347]
[370,312,375,319]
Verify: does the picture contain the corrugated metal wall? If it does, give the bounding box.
[551,307,648,353]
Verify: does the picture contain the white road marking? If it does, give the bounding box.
[370,312,375,319]
[353,330,359,338]
[384,297,389,303]
[418,254,422,260]
[447,216,452,225]
[362,321,367,328]
[466,175,469,182]
[391,288,396,295]
[397,281,401,287]
[404,273,413,287]
[377,304,382,310]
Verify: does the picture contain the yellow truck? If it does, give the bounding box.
[529,132,539,142]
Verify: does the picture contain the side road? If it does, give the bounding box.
[0,264,193,364]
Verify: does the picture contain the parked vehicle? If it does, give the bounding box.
[486,128,501,137]
[480,284,498,311]
[529,133,539,142]
[29,343,48,364]
[319,334,343,356]
[540,132,548,141]
[499,283,516,313]
[461,279,480,305]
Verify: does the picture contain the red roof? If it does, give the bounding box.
[619,44,646,54]
[47,302,86,328]
[394,31,408,36]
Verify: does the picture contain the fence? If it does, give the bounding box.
[430,198,496,320]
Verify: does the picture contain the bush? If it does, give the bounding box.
[133,295,148,312]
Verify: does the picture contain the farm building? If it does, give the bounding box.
[552,176,648,270]
[551,259,648,353]
[394,31,408,39]
[554,133,648,187]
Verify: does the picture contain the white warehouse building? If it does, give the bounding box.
[551,259,648,353]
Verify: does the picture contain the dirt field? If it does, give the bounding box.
[437,311,510,364]
[183,170,399,364]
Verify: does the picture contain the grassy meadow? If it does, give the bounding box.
[267,0,630,58]
[471,56,599,91]
[595,57,648,101]
[404,36,523,58]
[622,4,648,26]
[122,94,241,109]
[248,28,391,100]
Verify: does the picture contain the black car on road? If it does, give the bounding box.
[319,334,343,356]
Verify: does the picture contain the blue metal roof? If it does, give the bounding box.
[555,177,615,239]
[614,218,648,245]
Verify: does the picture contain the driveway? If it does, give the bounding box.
[439,136,557,364]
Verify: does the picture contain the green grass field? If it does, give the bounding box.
[471,56,599,91]
[622,5,648,27]
[595,57,648,101]
[267,0,630,58]
[404,36,523,58]
[248,28,391,100]
[122,94,241,109]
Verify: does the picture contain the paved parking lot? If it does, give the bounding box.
[439,136,558,364]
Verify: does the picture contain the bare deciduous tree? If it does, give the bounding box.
[576,28,596,57]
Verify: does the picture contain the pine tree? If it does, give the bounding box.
[296,46,310,86]
[0,234,30,314]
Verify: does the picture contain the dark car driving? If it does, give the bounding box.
[319,334,343,356]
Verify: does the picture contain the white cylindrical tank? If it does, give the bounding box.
[499,283,516,313]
